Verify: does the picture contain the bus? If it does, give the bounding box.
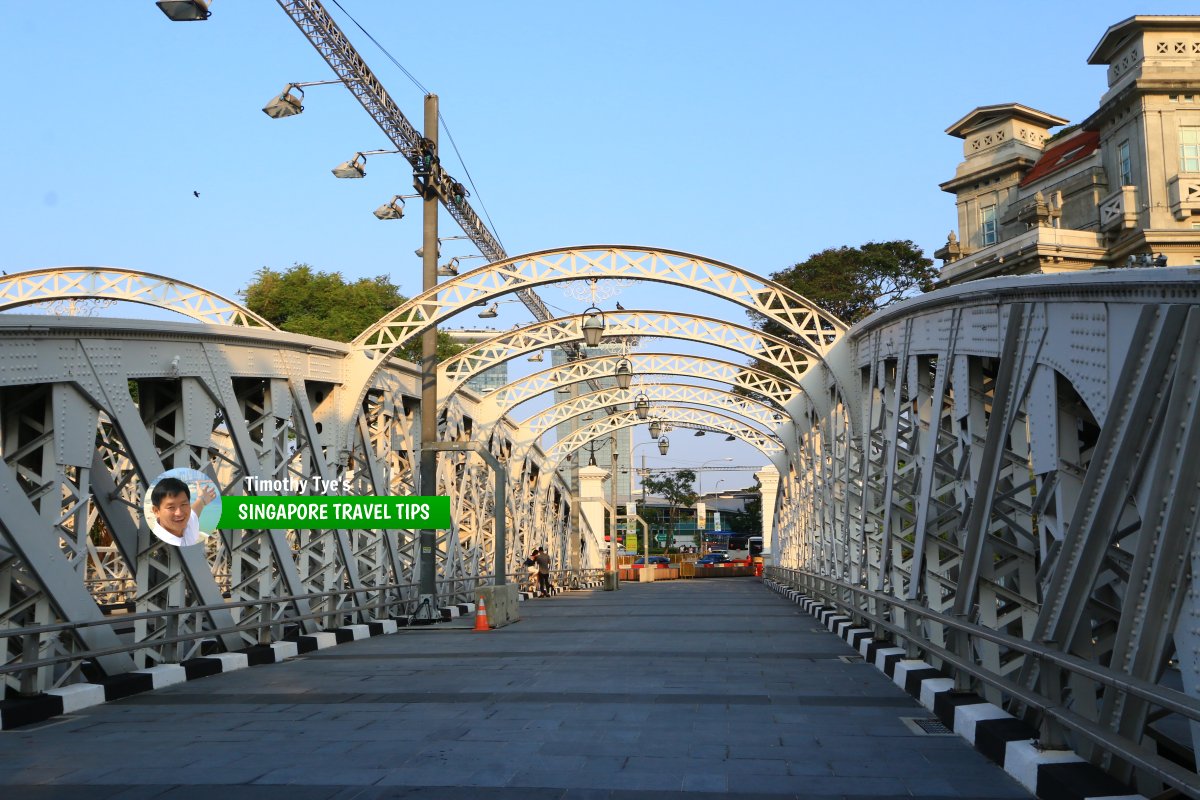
[702,531,763,564]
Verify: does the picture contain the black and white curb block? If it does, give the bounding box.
[2,578,610,732]
[0,618,402,732]
[763,579,1148,800]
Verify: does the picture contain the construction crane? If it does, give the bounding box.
[270,2,639,402]
[274,1,553,323]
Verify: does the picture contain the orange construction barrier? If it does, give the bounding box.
[474,596,490,631]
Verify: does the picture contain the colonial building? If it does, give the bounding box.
[936,15,1200,285]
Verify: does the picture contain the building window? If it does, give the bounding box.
[981,204,997,246]
[1119,140,1132,185]
[1181,127,1200,172]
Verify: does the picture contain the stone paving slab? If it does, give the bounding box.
[0,578,1032,798]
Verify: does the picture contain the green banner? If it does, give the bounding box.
[217,496,450,530]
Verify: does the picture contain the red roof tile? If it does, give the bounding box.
[1019,129,1100,187]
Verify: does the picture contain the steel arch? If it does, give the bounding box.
[547,407,786,467]
[354,246,846,357]
[471,353,802,421]
[437,310,817,397]
[0,267,276,328]
[518,384,781,444]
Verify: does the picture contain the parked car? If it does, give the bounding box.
[632,556,671,568]
[696,552,730,566]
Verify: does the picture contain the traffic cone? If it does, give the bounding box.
[474,596,490,631]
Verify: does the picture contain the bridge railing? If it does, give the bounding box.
[2,566,610,693]
[768,567,1200,797]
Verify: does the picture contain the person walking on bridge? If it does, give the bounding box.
[535,547,551,597]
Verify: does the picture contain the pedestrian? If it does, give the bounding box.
[535,547,551,596]
[524,549,539,595]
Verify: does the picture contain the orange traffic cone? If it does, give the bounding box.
[474,596,490,631]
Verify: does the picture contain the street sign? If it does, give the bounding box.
[654,533,668,544]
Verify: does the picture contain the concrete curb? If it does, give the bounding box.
[1,616,401,732]
[1,579,607,731]
[762,579,1148,800]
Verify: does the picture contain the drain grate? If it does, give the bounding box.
[838,655,864,663]
[901,716,954,736]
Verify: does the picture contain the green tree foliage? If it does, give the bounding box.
[758,240,937,328]
[722,493,762,536]
[641,469,697,549]
[239,264,462,360]
[740,241,936,398]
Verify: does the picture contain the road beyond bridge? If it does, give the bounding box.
[0,579,1031,799]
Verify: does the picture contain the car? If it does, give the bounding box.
[632,556,670,568]
[696,552,730,566]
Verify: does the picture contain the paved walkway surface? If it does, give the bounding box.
[0,578,1032,799]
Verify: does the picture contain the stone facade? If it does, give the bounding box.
[937,15,1200,285]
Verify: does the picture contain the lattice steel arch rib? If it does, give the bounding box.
[355,246,846,356]
[436,310,820,398]
[517,384,781,445]
[0,267,275,328]
[471,353,802,423]
[549,407,785,465]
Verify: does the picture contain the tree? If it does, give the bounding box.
[757,240,936,328]
[640,469,697,550]
[739,241,936,398]
[239,264,462,361]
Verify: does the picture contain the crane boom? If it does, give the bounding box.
[274,0,554,325]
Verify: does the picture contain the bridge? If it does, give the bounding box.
[3,5,1200,799]
[0,256,1197,799]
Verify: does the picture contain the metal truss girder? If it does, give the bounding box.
[1033,305,1187,649]
[0,462,134,677]
[0,267,273,328]
[1096,308,1200,764]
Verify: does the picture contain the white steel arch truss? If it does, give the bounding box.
[353,246,846,356]
[473,353,802,424]
[518,384,781,446]
[437,311,818,398]
[0,267,275,328]
[547,407,785,467]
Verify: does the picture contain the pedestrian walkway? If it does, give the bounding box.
[0,578,1032,799]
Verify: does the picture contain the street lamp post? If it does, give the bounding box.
[610,449,619,588]
[415,94,440,622]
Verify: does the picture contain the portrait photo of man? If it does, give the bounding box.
[146,473,219,547]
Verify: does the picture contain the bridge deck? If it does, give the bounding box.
[0,579,1031,799]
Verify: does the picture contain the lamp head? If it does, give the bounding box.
[657,436,670,456]
[262,85,304,118]
[580,306,605,348]
[372,196,406,220]
[331,153,368,179]
[157,0,210,21]
[634,394,650,420]
[614,357,632,391]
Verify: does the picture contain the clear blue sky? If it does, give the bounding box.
[3,2,1192,481]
